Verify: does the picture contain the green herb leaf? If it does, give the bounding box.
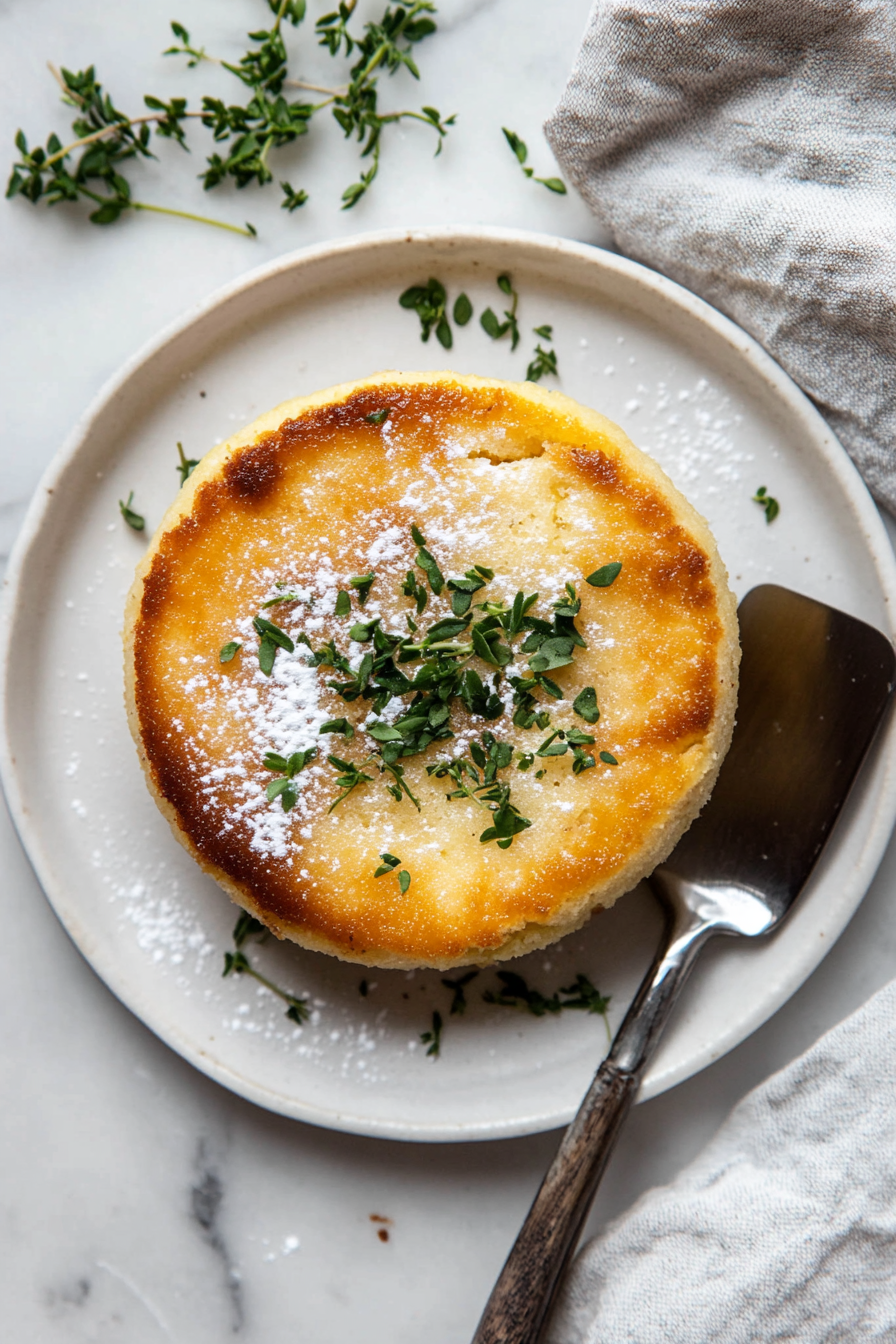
[587,562,622,588]
[365,408,390,425]
[119,491,145,531]
[573,687,600,724]
[453,292,472,325]
[599,750,619,766]
[398,869,411,893]
[219,640,242,663]
[334,590,352,616]
[320,717,355,738]
[752,486,780,523]
[266,777,297,810]
[373,852,401,876]
[253,616,295,651]
[349,572,376,604]
[415,544,445,595]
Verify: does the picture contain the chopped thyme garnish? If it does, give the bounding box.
[372,851,412,887]
[222,913,309,1024]
[320,718,355,738]
[118,490,145,531]
[480,272,520,350]
[420,1009,443,1058]
[587,562,622,588]
[442,969,478,1015]
[253,614,295,676]
[327,754,376,811]
[259,522,622,828]
[365,408,390,425]
[401,569,428,614]
[414,541,445,595]
[263,746,317,811]
[600,751,619,766]
[753,485,780,523]
[219,640,242,664]
[334,590,352,617]
[262,587,307,608]
[573,686,600,724]
[176,441,199,485]
[350,573,376,604]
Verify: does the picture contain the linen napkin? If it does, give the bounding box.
[545,0,896,509]
[546,977,896,1343]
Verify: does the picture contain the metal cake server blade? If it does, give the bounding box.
[472,584,895,1344]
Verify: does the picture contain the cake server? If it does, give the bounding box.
[472,583,895,1344]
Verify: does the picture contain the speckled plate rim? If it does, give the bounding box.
[3,225,896,1142]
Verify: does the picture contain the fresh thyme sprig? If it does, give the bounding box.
[526,325,559,383]
[502,127,566,195]
[484,969,611,1042]
[481,273,520,350]
[10,1,453,232]
[119,491,145,531]
[176,442,200,485]
[7,65,254,235]
[222,911,310,1022]
[752,485,780,523]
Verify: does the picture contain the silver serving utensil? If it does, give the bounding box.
[472,584,895,1344]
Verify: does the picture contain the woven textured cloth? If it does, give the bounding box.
[547,977,896,1343]
[545,0,896,508]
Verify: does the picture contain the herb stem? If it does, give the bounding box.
[40,110,206,170]
[284,79,345,96]
[240,961,298,1005]
[130,200,256,235]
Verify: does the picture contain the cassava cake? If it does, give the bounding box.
[124,371,739,970]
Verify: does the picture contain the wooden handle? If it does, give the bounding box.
[471,1061,639,1344]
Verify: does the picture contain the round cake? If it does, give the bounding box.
[124,371,738,970]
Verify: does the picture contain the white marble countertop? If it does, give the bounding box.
[3,2,896,1339]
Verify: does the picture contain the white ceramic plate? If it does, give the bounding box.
[3,227,895,1141]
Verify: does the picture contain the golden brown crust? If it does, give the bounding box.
[124,371,738,969]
